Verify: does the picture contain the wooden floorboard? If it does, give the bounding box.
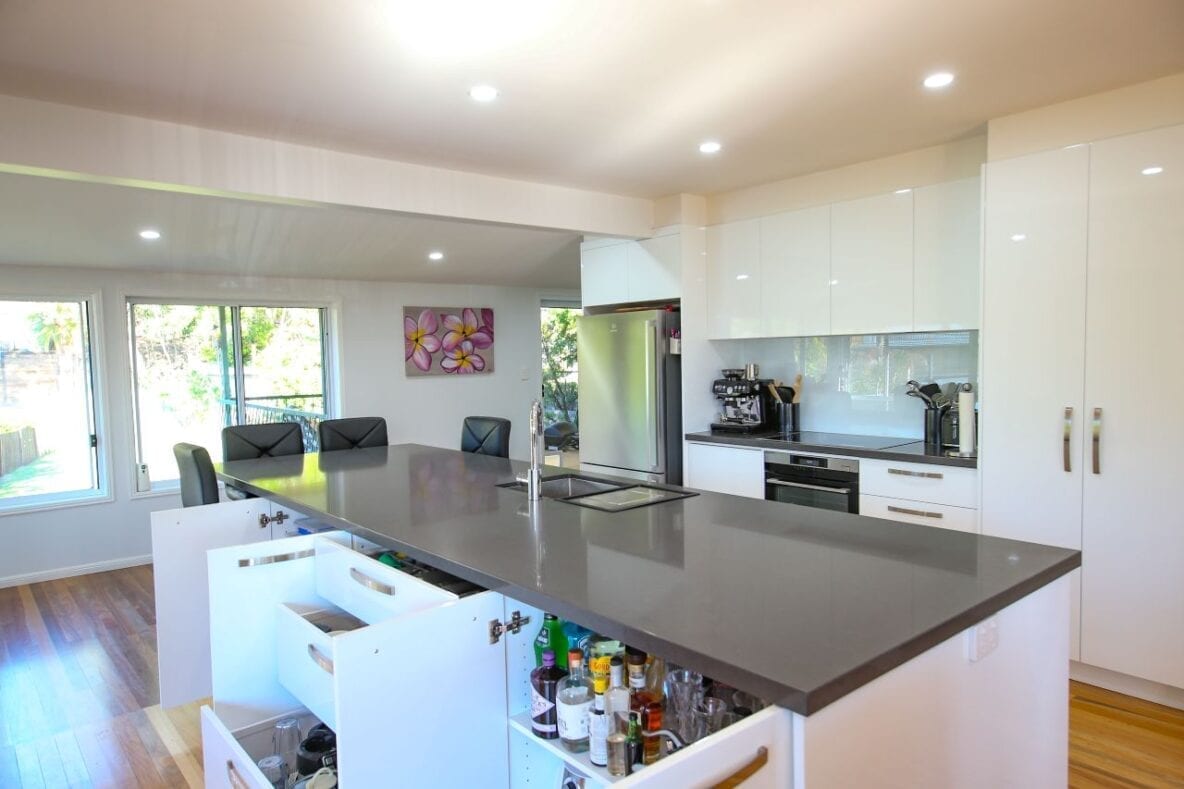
[1,566,1181,786]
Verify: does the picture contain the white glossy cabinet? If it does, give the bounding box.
[1079,124,1184,689]
[706,220,762,338]
[913,178,981,330]
[685,441,766,498]
[980,144,1089,661]
[859,459,977,508]
[859,494,977,533]
[759,205,831,337]
[829,190,914,335]
[981,124,1184,690]
[581,231,681,307]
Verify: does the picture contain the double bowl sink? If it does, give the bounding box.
[497,473,697,512]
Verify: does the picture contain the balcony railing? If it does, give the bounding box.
[221,395,325,452]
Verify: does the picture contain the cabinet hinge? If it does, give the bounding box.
[258,509,291,528]
[489,611,532,644]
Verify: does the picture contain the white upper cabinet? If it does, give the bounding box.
[706,219,762,339]
[1080,124,1184,688]
[759,205,831,337]
[913,177,981,331]
[829,190,914,335]
[581,231,681,307]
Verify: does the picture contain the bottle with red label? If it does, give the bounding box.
[530,649,568,739]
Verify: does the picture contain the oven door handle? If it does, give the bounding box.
[765,478,852,495]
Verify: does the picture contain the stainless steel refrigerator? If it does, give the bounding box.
[576,309,682,485]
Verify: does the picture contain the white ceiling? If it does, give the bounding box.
[0,1,1181,198]
[0,172,581,287]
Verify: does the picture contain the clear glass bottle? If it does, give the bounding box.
[605,657,631,733]
[557,648,594,753]
[530,649,568,739]
[589,673,610,767]
[625,710,643,775]
[606,730,628,777]
[641,701,664,764]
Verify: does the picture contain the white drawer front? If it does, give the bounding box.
[200,706,273,789]
[861,494,979,533]
[314,538,456,624]
[860,459,977,507]
[275,604,340,732]
[616,706,793,787]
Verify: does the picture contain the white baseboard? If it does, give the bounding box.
[0,554,152,589]
[1071,660,1184,710]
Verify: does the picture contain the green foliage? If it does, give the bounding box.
[541,308,580,426]
[26,303,80,353]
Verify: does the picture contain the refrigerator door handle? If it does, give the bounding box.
[645,319,660,471]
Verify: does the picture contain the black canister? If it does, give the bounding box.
[776,402,800,435]
[924,409,944,447]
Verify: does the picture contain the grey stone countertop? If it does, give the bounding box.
[217,444,1075,715]
[685,430,978,468]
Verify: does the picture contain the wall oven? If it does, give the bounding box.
[764,451,859,514]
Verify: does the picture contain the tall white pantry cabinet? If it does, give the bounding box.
[981,123,1184,692]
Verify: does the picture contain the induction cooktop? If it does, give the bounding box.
[752,430,916,451]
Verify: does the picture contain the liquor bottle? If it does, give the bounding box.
[588,654,611,696]
[562,621,594,659]
[626,650,660,761]
[534,613,569,668]
[588,672,610,767]
[625,711,643,775]
[605,657,631,733]
[640,701,664,764]
[588,632,624,661]
[530,649,567,739]
[645,655,668,702]
[557,649,594,753]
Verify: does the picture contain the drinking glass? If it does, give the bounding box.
[692,697,728,742]
[273,717,302,784]
[731,690,768,716]
[717,711,743,731]
[257,755,287,789]
[664,669,703,743]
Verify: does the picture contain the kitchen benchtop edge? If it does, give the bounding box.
[684,431,978,468]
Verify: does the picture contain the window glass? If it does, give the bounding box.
[0,299,100,507]
[129,302,329,486]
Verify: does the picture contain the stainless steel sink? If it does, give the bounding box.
[498,474,626,499]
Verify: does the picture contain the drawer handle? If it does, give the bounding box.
[710,745,769,788]
[1091,407,1102,475]
[238,549,314,568]
[888,505,943,519]
[887,468,943,479]
[350,567,395,596]
[1063,406,1073,473]
[308,643,335,675]
[226,760,249,789]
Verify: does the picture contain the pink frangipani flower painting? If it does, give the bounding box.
[403,306,495,377]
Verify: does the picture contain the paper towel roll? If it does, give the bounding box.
[959,388,976,455]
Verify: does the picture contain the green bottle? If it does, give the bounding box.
[534,613,570,668]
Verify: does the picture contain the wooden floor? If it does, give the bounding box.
[0,567,1181,787]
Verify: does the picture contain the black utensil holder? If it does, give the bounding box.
[924,410,944,447]
[776,402,800,435]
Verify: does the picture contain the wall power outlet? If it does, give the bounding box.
[135,463,152,493]
[967,616,999,662]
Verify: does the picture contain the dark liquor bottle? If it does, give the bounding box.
[530,649,568,739]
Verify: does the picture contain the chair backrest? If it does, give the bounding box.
[173,442,219,507]
[222,422,305,461]
[461,416,512,458]
[319,416,388,451]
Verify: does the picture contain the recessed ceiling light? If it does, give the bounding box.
[699,141,722,155]
[923,72,955,89]
[1141,166,1164,176]
[1010,233,1027,242]
[139,229,161,240]
[735,274,749,281]
[895,188,912,195]
[428,251,445,261]
[468,85,499,103]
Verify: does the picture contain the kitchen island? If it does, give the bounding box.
[165,443,1079,787]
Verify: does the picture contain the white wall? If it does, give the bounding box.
[0,263,563,584]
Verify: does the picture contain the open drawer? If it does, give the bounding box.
[201,705,322,789]
[314,537,458,623]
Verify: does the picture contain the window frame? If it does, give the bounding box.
[0,291,111,516]
[126,297,336,493]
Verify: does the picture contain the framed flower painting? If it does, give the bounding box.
[403,306,495,377]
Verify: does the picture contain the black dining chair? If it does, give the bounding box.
[319,416,388,451]
[173,442,219,507]
[221,422,305,499]
[460,416,511,458]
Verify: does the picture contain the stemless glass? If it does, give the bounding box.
[692,697,728,741]
[731,690,769,716]
[273,717,302,784]
[664,669,703,743]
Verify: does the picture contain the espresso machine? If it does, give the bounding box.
[711,368,775,433]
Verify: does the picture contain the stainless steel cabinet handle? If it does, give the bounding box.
[226,760,249,789]
[888,505,943,519]
[237,549,314,568]
[1092,407,1102,474]
[766,478,851,495]
[887,468,943,480]
[308,643,335,675]
[710,745,769,788]
[350,566,395,596]
[1063,407,1073,473]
